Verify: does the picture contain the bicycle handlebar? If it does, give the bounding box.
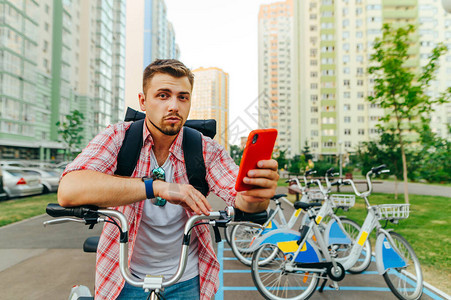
[342,165,390,202]
[44,203,267,289]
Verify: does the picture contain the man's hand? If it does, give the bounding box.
[153,181,212,215]
[236,159,279,212]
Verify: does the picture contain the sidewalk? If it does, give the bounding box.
[341,180,451,198]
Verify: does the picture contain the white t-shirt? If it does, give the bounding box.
[130,150,199,281]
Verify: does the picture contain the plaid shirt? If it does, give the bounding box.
[63,121,238,300]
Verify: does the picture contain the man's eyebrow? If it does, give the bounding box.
[156,88,190,95]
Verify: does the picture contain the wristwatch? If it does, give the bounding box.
[142,177,155,199]
[142,177,167,206]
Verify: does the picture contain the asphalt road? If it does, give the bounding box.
[0,187,449,299]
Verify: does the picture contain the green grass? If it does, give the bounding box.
[0,193,57,227]
[333,193,451,276]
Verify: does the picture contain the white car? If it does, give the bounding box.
[2,168,44,198]
[21,168,61,193]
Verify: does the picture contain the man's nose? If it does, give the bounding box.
[167,96,179,111]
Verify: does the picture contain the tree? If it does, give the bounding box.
[368,23,450,203]
[229,144,243,166]
[273,147,288,170]
[302,141,313,162]
[356,132,405,199]
[56,110,85,160]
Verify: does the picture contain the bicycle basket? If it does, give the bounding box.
[308,190,324,201]
[330,194,355,208]
[375,204,410,221]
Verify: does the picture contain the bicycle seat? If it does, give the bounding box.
[83,236,99,253]
[294,201,322,211]
[271,194,287,200]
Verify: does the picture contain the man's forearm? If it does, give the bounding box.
[234,193,269,213]
[58,170,146,207]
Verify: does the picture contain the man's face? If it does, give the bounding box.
[139,73,192,136]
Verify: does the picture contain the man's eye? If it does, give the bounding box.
[158,93,168,99]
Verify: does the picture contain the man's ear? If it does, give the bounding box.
[138,93,146,111]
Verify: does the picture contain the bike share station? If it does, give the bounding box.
[211,168,447,300]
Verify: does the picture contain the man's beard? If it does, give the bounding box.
[148,114,183,136]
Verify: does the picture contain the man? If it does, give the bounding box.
[58,59,279,299]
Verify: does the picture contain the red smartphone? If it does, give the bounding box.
[235,129,278,192]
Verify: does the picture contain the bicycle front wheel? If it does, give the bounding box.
[335,218,372,274]
[382,232,423,300]
[251,244,319,300]
[230,223,265,266]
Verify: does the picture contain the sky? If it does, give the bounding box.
[165,0,278,145]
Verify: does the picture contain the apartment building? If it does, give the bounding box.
[289,0,451,157]
[190,67,229,150]
[258,0,297,157]
[0,0,126,160]
[125,0,180,111]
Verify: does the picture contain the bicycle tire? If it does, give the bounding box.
[382,232,423,300]
[230,223,265,266]
[334,218,372,274]
[251,244,319,300]
[224,225,233,246]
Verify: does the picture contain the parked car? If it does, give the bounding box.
[2,168,43,198]
[21,168,60,193]
[0,166,7,200]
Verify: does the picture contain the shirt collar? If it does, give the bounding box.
[142,121,184,162]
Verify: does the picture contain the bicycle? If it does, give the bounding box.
[223,170,321,246]
[251,165,423,300]
[44,203,267,300]
[248,169,372,273]
[228,170,323,266]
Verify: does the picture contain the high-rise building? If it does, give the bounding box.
[190,67,229,150]
[258,0,297,157]
[289,0,451,158]
[0,0,126,160]
[125,0,180,111]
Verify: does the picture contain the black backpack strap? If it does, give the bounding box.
[115,119,145,176]
[182,127,209,196]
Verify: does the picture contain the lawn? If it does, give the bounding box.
[0,193,57,227]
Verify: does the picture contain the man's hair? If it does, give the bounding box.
[142,59,194,94]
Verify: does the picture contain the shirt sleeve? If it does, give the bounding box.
[62,122,131,177]
[203,137,238,206]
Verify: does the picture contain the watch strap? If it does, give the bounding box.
[142,177,155,199]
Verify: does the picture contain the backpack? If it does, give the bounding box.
[114,107,217,196]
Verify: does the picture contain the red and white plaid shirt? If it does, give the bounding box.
[63,121,238,300]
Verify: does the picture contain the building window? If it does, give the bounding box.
[311,118,318,124]
[358,116,364,122]
[344,116,351,123]
[344,104,351,111]
[311,106,318,112]
[358,129,365,135]
[344,129,351,135]
[357,104,364,110]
